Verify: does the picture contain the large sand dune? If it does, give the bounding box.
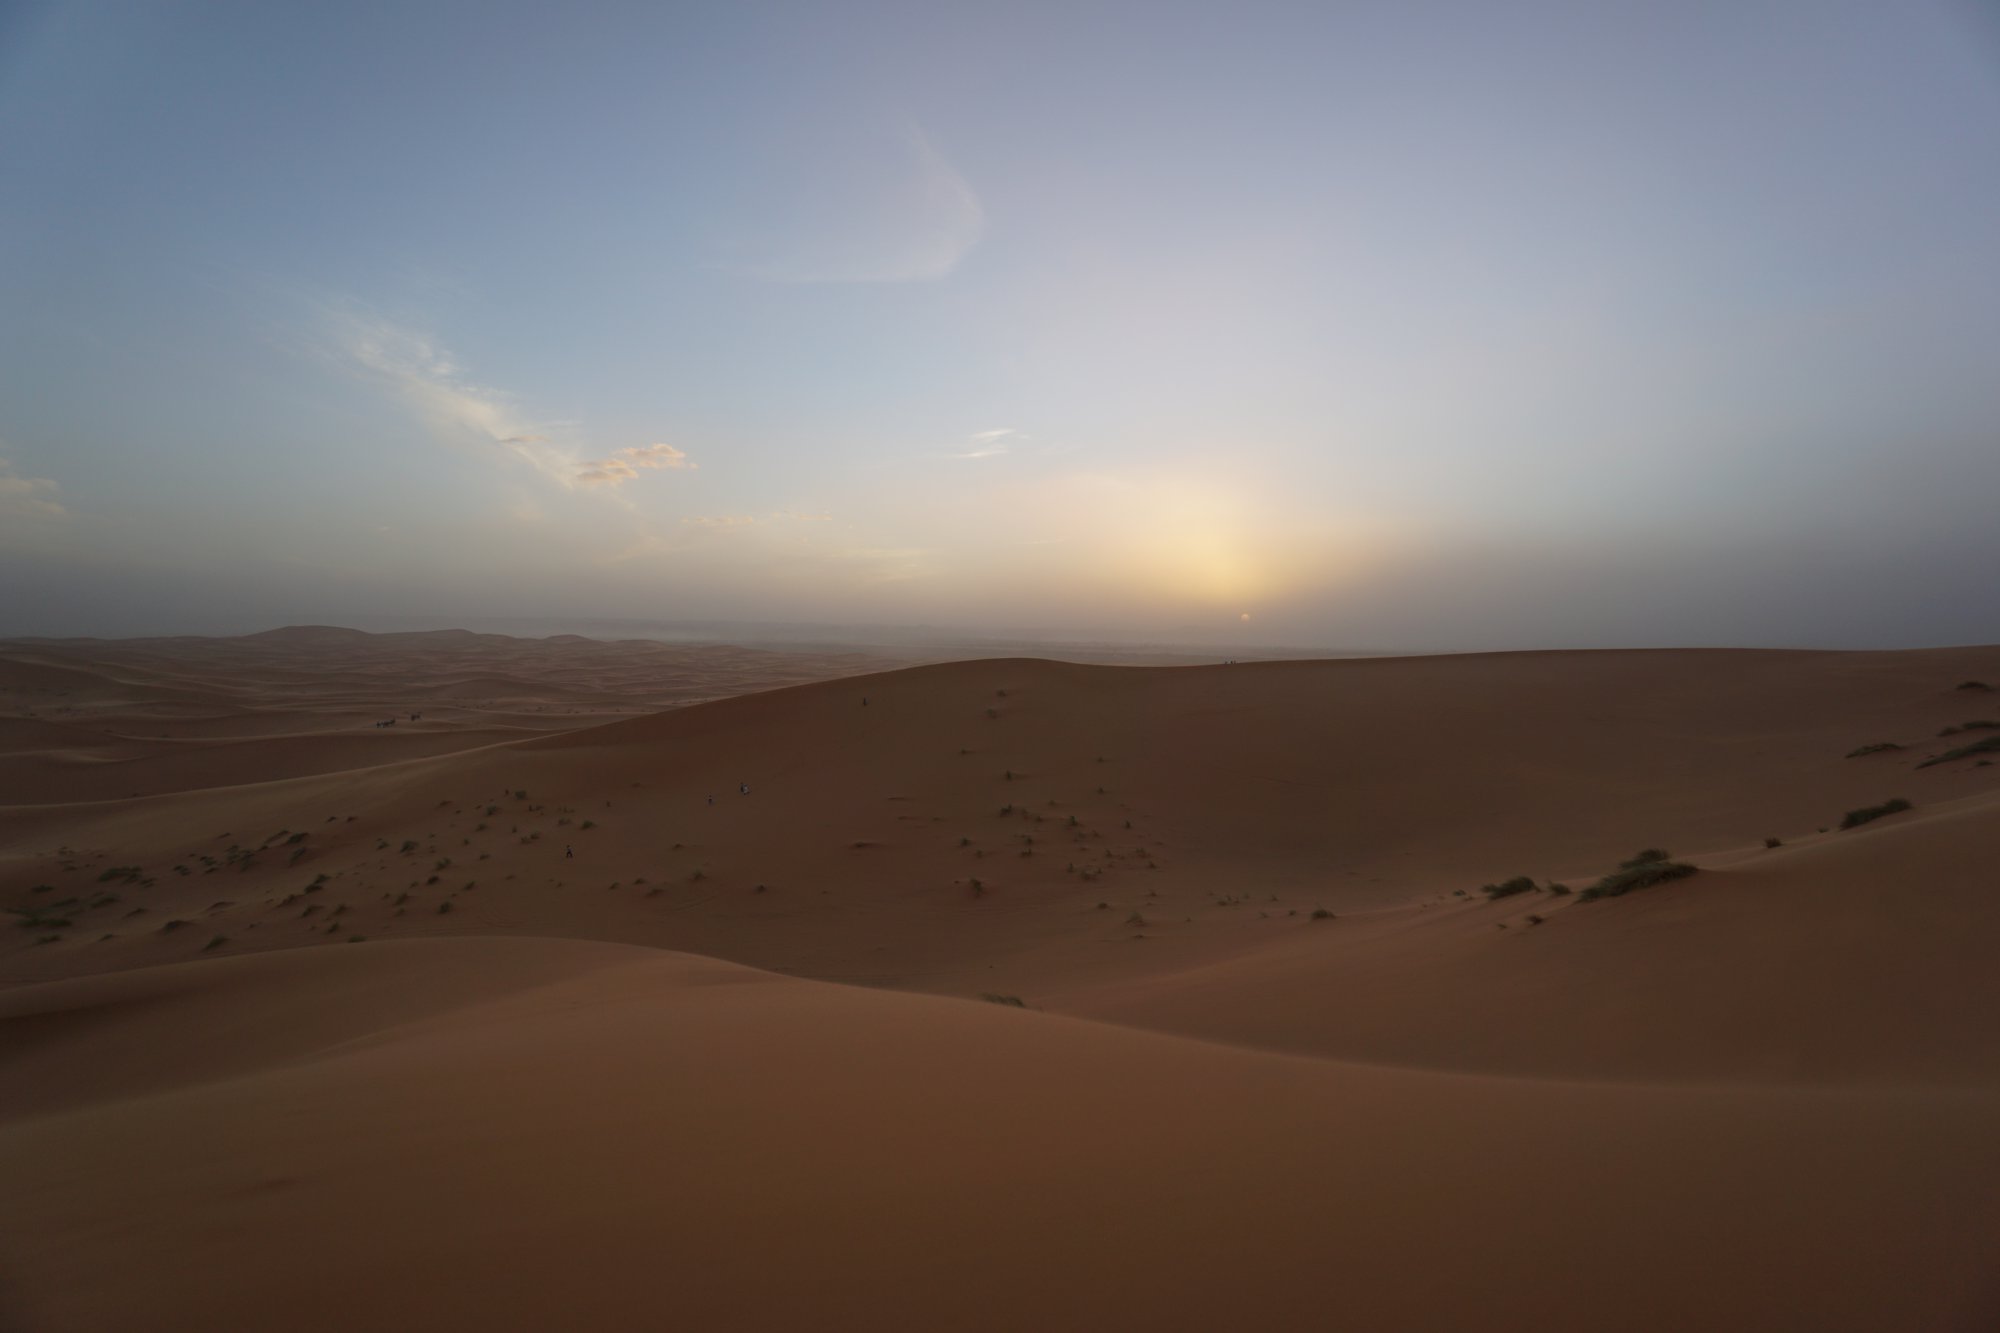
[3,634,1999,1328]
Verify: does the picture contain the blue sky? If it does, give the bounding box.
[4,0,1999,648]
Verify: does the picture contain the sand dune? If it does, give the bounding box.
[3,636,1999,1328]
[5,937,1999,1333]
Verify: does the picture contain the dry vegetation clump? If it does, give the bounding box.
[1480,876,1537,900]
[1577,850,1697,902]
[1844,742,1902,758]
[1916,736,2000,768]
[1840,797,1913,828]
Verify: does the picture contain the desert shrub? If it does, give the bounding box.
[1620,849,1672,868]
[981,993,1024,1007]
[1525,914,1545,926]
[1916,736,2000,768]
[1956,681,1993,692]
[399,840,418,854]
[1839,797,1913,828]
[1311,907,1335,920]
[203,935,227,951]
[1546,883,1571,896]
[437,901,452,914]
[1578,853,1697,902]
[1764,837,1782,849]
[1481,876,1537,900]
[98,866,141,883]
[1126,910,1147,927]
[1844,742,1902,758]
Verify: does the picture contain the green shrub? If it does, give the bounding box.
[1481,876,1537,900]
[1839,797,1913,828]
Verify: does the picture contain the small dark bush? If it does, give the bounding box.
[981,993,1025,1007]
[1839,797,1913,829]
[1310,907,1335,920]
[1546,883,1571,896]
[1844,742,1902,758]
[1956,681,1993,692]
[1619,849,1672,869]
[399,840,418,854]
[1481,876,1537,900]
[203,935,227,951]
[1764,837,1782,849]
[1917,736,2000,768]
[1578,855,1697,902]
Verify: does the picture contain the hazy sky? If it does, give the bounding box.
[4,0,1999,649]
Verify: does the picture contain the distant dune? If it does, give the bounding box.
[3,633,1999,1329]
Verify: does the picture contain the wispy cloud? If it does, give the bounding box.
[576,443,695,487]
[0,453,65,519]
[337,312,694,490]
[944,427,1015,459]
[742,128,984,284]
[681,513,757,528]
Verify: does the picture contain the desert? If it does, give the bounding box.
[4,631,1999,1329]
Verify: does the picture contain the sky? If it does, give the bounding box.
[3,0,1999,650]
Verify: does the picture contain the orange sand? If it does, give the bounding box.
[4,632,1999,1329]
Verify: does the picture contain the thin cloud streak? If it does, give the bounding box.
[336,312,694,490]
[742,128,984,284]
[0,454,65,519]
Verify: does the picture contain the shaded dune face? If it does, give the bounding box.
[3,644,2000,1330]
